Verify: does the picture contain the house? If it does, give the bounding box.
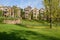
[3,6,11,17]
[0,5,21,18]
[12,6,21,18]
[0,5,21,24]
[32,8,39,20]
[24,6,32,20]
[39,8,46,20]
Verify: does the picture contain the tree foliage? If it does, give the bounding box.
[0,10,3,17]
[43,0,60,22]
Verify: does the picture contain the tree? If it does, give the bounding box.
[43,0,59,28]
[21,9,25,19]
[12,6,18,18]
[0,10,3,17]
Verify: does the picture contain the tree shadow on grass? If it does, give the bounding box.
[0,32,28,40]
[0,30,60,40]
[16,24,27,28]
[11,30,60,40]
[27,31,60,40]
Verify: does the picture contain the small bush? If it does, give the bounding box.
[4,17,19,20]
[0,17,4,23]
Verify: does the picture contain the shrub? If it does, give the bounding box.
[0,17,4,23]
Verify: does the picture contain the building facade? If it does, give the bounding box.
[0,5,21,18]
[24,6,32,20]
[32,8,39,20]
[39,8,46,20]
[0,5,46,21]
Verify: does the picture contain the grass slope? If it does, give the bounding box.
[0,20,60,40]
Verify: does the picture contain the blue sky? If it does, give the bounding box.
[0,0,44,9]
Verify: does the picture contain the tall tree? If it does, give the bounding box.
[12,6,18,18]
[0,10,3,17]
[43,0,59,28]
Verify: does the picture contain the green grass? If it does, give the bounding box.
[0,20,60,40]
[21,20,50,27]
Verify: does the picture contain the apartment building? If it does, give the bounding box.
[32,8,39,20]
[24,6,32,20]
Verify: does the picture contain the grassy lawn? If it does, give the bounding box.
[0,20,60,40]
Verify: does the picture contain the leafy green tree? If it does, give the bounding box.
[12,6,18,18]
[0,10,3,17]
[21,9,25,19]
[43,0,59,28]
